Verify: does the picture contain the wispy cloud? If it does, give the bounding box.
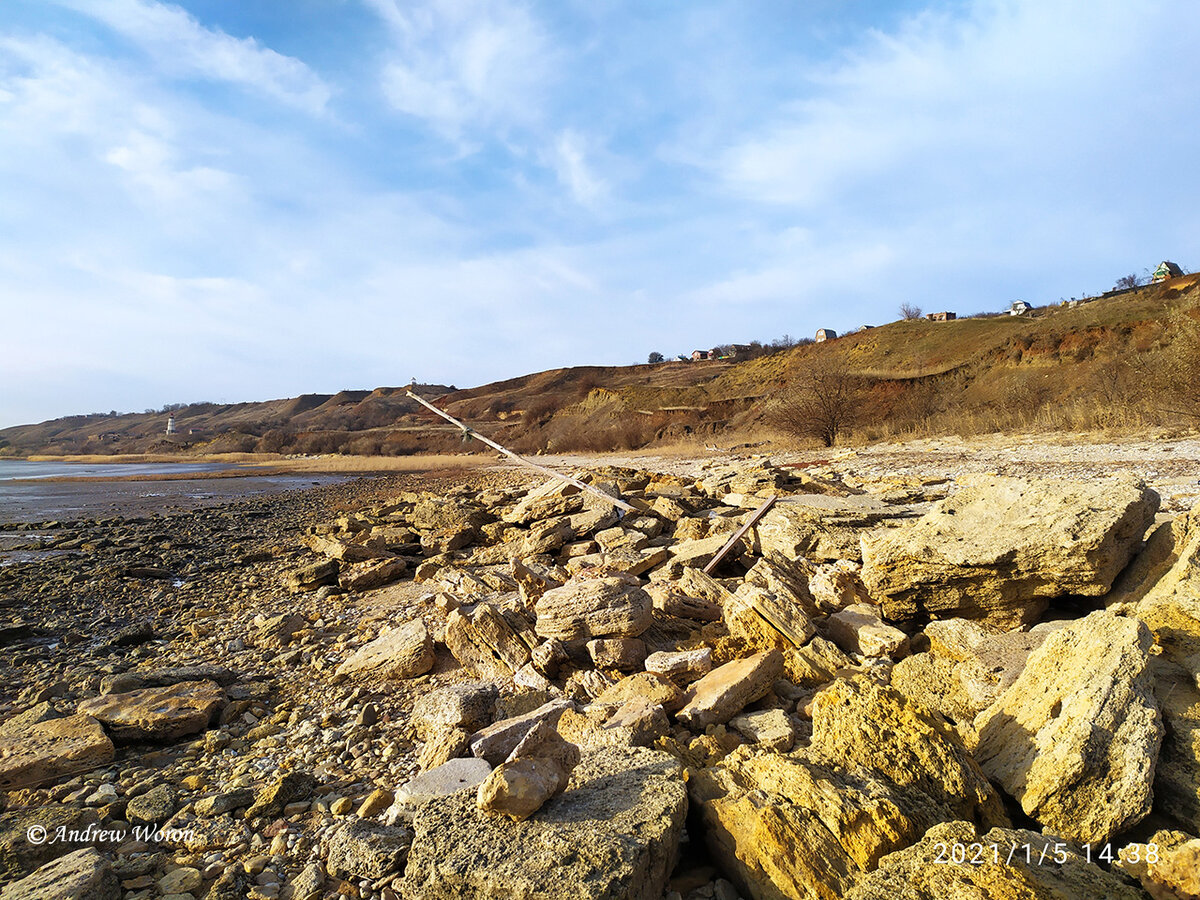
[50,0,331,112]
[368,0,552,140]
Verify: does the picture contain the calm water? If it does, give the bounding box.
[0,459,344,524]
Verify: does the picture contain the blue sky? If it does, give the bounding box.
[2,0,1198,428]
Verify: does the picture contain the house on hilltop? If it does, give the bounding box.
[1009,300,1031,316]
[691,349,716,361]
[1152,261,1185,282]
[815,328,837,343]
[926,311,956,322]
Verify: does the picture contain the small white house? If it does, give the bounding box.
[1009,301,1031,316]
[815,328,837,342]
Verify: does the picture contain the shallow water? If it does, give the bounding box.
[0,459,345,524]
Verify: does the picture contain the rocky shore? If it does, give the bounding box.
[2,449,1199,900]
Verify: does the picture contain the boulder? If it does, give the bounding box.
[286,558,339,593]
[846,820,1149,900]
[468,699,573,766]
[403,747,687,900]
[0,806,101,882]
[445,602,535,677]
[753,497,901,562]
[77,680,224,743]
[676,650,784,730]
[338,556,408,592]
[690,677,1006,900]
[724,585,816,654]
[974,610,1163,843]
[587,638,646,671]
[826,604,909,658]
[396,758,494,807]
[594,672,684,713]
[783,637,853,687]
[535,576,653,641]
[0,713,114,791]
[412,683,499,740]
[477,758,572,821]
[1117,830,1200,900]
[645,648,712,685]
[245,770,317,820]
[325,820,412,881]
[125,784,175,825]
[335,618,434,681]
[728,709,795,752]
[861,474,1158,629]
[924,617,1060,711]
[0,847,118,900]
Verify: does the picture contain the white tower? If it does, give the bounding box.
[166,416,176,435]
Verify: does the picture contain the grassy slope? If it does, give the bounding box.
[4,275,1197,456]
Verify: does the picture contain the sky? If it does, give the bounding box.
[2,0,1198,428]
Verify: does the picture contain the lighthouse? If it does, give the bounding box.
[166,416,176,435]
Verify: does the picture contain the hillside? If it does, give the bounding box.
[4,274,1199,457]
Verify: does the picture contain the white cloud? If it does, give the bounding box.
[548,130,606,206]
[51,0,331,112]
[368,0,552,139]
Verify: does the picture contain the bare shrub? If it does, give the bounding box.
[899,302,923,321]
[770,357,864,447]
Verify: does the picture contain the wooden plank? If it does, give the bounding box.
[405,391,638,513]
[702,495,777,574]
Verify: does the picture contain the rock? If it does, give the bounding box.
[676,650,783,730]
[846,820,1149,900]
[783,636,853,687]
[403,747,687,900]
[77,680,225,743]
[396,758,494,806]
[0,701,61,731]
[728,709,795,752]
[469,699,574,766]
[0,806,101,882]
[594,672,685,713]
[807,560,871,613]
[587,638,646,671]
[826,604,909,658]
[889,653,977,728]
[477,758,571,821]
[924,617,1059,711]
[0,847,119,900]
[417,726,471,771]
[534,576,653,641]
[252,612,306,648]
[723,585,816,653]
[644,648,712,685]
[690,677,1006,900]
[0,713,114,790]
[413,683,498,739]
[286,558,338,593]
[245,771,317,821]
[1117,830,1200,900]
[335,618,434,680]
[753,497,897,562]
[157,866,202,895]
[599,699,671,749]
[643,581,722,622]
[125,784,175,825]
[504,481,585,525]
[338,556,408,592]
[288,862,326,900]
[194,788,256,818]
[303,534,392,562]
[445,602,535,677]
[861,474,1158,629]
[357,788,394,818]
[974,609,1163,843]
[511,558,565,605]
[325,820,412,881]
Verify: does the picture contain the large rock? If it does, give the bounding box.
[403,747,687,900]
[325,820,412,881]
[335,618,434,680]
[846,820,1149,900]
[445,603,534,677]
[860,474,1158,629]
[468,699,573,766]
[826,604,909,658]
[924,617,1060,711]
[0,714,114,790]
[974,609,1163,843]
[338,556,408,592]
[534,575,652,641]
[753,496,904,563]
[76,679,224,743]
[0,848,119,900]
[676,650,783,730]
[690,677,1006,900]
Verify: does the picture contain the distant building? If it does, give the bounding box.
[858,324,874,331]
[166,416,176,435]
[926,311,957,322]
[726,343,753,358]
[1152,261,1185,282]
[691,349,716,361]
[815,328,837,343]
[1009,301,1031,316]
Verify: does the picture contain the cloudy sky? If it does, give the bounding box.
[2,0,1198,428]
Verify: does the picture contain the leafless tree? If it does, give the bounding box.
[770,356,864,447]
[1113,272,1146,291]
[899,302,923,320]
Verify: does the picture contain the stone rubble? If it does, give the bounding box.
[0,458,1197,899]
